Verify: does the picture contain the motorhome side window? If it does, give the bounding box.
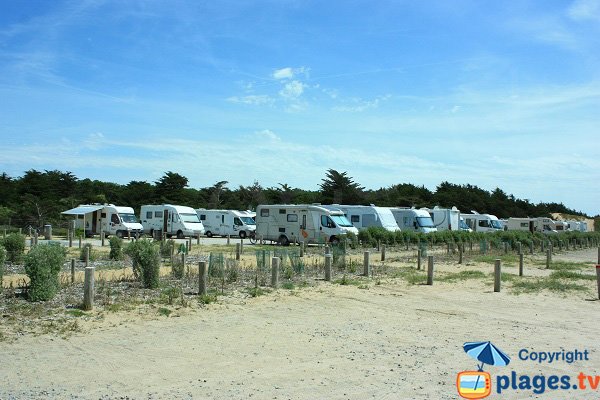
[260,209,269,217]
[111,214,119,224]
[287,214,298,222]
[101,213,106,218]
[320,215,335,228]
[200,215,206,220]
[154,211,161,218]
[146,211,152,219]
[351,215,360,223]
[234,217,242,226]
[478,220,489,227]
[279,209,286,214]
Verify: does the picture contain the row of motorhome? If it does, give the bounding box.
[62,204,256,239]
[505,217,587,234]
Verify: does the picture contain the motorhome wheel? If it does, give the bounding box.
[205,231,212,238]
[177,230,184,239]
[239,231,247,239]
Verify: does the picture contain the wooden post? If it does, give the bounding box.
[83,267,95,311]
[546,249,551,269]
[324,254,332,281]
[78,236,82,249]
[240,238,244,254]
[558,240,562,252]
[271,257,280,288]
[127,229,131,241]
[101,231,105,247]
[68,230,73,247]
[597,247,600,264]
[381,245,386,262]
[363,251,371,277]
[235,243,241,261]
[71,259,76,283]
[377,240,380,252]
[427,256,434,285]
[517,242,522,255]
[529,241,534,255]
[519,253,524,277]
[300,241,305,257]
[198,261,208,296]
[196,234,200,245]
[446,242,450,255]
[503,242,508,254]
[85,246,90,268]
[459,245,463,264]
[227,234,230,245]
[325,245,330,255]
[417,249,422,270]
[34,231,38,246]
[494,259,501,292]
[30,237,34,247]
[541,241,545,253]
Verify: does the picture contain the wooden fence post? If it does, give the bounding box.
[417,249,422,270]
[71,259,76,284]
[83,267,95,311]
[427,256,434,285]
[324,254,332,282]
[381,245,386,262]
[519,253,524,277]
[235,243,241,261]
[198,261,208,296]
[271,257,280,288]
[363,251,371,277]
[494,259,501,292]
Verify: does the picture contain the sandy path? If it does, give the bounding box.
[1,259,599,400]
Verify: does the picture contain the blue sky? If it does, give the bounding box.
[1,0,599,215]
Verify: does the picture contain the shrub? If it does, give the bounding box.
[79,243,96,261]
[0,246,5,292]
[1,233,25,263]
[125,240,161,289]
[109,236,124,260]
[160,239,175,257]
[24,243,66,301]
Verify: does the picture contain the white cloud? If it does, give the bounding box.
[272,67,294,80]
[254,129,280,142]
[279,80,305,99]
[568,0,600,21]
[332,95,391,112]
[227,95,273,105]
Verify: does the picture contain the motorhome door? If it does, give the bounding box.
[163,210,169,233]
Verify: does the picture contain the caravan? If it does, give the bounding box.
[506,217,534,232]
[255,204,358,245]
[196,209,256,239]
[140,204,204,239]
[390,207,437,233]
[425,206,463,231]
[325,204,400,232]
[461,211,503,233]
[62,204,143,238]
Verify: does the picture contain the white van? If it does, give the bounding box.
[62,204,143,238]
[506,217,534,232]
[140,204,204,239]
[326,204,400,232]
[461,211,503,233]
[533,217,558,234]
[425,206,462,231]
[196,209,256,239]
[255,204,358,245]
[390,207,437,233]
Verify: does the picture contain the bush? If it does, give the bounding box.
[160,239,175,257]
[24,243,66,301]
[109,236,124,260]
[0,246,5,292]
[1,233,25,263]
[125,240,161,289]
[79,243,96,261]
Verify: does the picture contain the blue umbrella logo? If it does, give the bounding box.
[463,341,511,371]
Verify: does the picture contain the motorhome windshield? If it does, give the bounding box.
[490,220,503,230]
[180,213,200,223]
[120,213,138,223]
[240,216,255,225]
[331,215,353,227]
[416,216,435,228]
[459,219,470,230]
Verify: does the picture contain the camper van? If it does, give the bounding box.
[255,204,358,245]
[140,204,204,239]
[425,206,462,231]
[325,204,400,232]
[533,217,558,234]
[506,217,534,232]
[62,204,143,238]
[390,208,437,233]
[196,209,256,239]
[461,211,503,233]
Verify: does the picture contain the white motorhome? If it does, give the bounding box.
[533,217,558,234]
[565,220,581,231]
[196,209,256,239]
[554,220,568,232]
[390,207,437,233]
[425,206,462,231]
[461,211,503,233]
[62,204,143,238]
[506,217,534,232]
[140,204,204,239]
[255,204,358,245]
[325,204,400,232]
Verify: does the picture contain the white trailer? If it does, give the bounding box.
[425,206,462,231]
[140,204,204,239]
[325,204,400,232]
[390,207,437,233]
[461,211,503,233]
[506,217,534,232]
[565,220,581,231]
[255,204,358,245]
[196,209,256,239]
[62,204,143,238]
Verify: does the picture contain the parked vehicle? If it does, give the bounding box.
[196,209,256,239]
[390,207,437,233]
[459,216,472,232]
[255,204,358,245]
[62,204,143,238]
[461,211,503,233]
[533,217,558,234]
[324,204,400,232]
[506,217,534,233]
[424,206,462,231]
[565,220,581,231]
[140,204,204,239]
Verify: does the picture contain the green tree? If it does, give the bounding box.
[319,169,364,204]
[155,172,188,203]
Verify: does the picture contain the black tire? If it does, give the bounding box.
[176,230,184,239]
[278,235,290,246]
[329,236,340,245]
[206,231,213,238]
[239,231,247,239]
[116,231,124,239]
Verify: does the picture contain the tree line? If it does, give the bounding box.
[0,169,590,229]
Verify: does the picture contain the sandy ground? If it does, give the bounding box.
[1,248,599,399]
